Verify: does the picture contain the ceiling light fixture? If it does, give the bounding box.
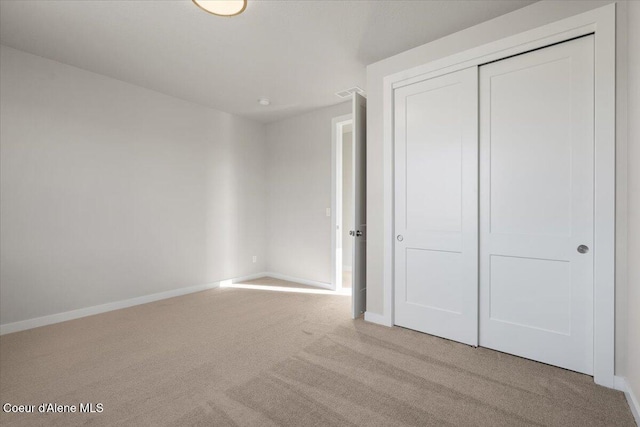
[192,0,247,17]
[258,98,271,106]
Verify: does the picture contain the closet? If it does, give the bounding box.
[394,35,595,374]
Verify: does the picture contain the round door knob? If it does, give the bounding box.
[397,235,403,242]
[577,245,589,254]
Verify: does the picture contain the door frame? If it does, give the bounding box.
[331,114,353,292]
[381,4,616,387]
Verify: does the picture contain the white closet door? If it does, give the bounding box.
[479,35,594,374]
[394,67,478,346]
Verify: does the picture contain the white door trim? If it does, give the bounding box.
[331,114,353,292]
[381,3,616,387]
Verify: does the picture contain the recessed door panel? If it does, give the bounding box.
[405,86,462,233]
[406,249,463,314]
[489,255,572,335]
[394,67,478,346]
[489,58,573,237]
[479,35,594,374]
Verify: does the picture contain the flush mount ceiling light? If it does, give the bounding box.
[258,98,271,106]
[192,0,247,17]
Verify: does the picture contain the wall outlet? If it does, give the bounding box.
[326,208,331,217]
[252,256,257,263]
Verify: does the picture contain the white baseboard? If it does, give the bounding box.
[0,271,339,335]
[615,375,640,425]
[0,281,222,336]
[364,311,393,327]
[224,271,340,292]
[231,272,270,284]
[263,272,334,290]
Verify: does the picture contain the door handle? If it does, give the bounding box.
[577,245,589,254]
[350,230,363,237]
[397,235,403,242]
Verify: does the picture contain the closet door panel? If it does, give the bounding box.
[479,35,595,374]
[394,67,478,346]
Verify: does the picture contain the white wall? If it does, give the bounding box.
[266,102,350,284]
[0,46,267,326]
[626,0,640,411]
[365,0,631,374]
[342,130,354,271]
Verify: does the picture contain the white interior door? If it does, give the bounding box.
[352,93,366,319]
[479,35,594,374]
[394,67,478,346]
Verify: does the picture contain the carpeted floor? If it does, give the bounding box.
[241,276,327,290]
[0,279,635,426]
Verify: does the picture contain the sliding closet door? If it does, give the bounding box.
[479,35,594,374]
[394,67,478,346]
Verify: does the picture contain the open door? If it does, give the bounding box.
[351,93,367,319]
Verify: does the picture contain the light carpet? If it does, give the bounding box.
[0,280,635,426]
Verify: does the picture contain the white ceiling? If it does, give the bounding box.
[0,0,535,123]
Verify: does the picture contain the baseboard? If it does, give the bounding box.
[615,375,640,425]
[0,271,335,336]
[231,272,336,289]
[364,311,393,327]
[263,272,334,290]
[231,272,270,284]
[0,281,221,336]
